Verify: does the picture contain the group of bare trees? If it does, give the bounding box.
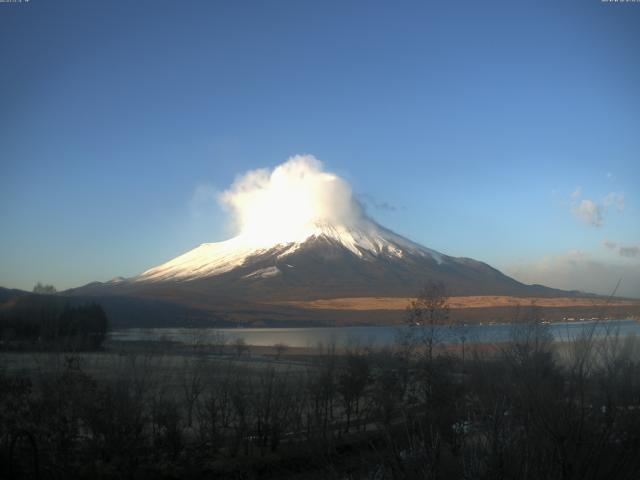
[0,298,109,351]
[1,282,640,479]
[0,346,401,478]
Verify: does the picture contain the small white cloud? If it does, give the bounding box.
[606,172,615,181]
[572,199,604,227]
[357,193,400,212]
[569,191,624,228]
[602,240,640,259]
[603,192,624,212]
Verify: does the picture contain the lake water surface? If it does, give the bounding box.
[110,319,640,348]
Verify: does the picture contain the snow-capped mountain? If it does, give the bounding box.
[69,216,564,305]
[135,219,443,283]
[60,156,590,326]
[63,215,575,327]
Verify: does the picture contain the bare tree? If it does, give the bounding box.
[33,282,57,295]
[406,281,451,363]
[211,330,228,355]
[181,357,206,427]
[273,342,288,360]
[233,338,249,357]
[337,350,371,433]
[196,363,235,455]
[450,321,472,370]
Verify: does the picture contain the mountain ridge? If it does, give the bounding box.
[60,216,619,326]
[67,221,573,303]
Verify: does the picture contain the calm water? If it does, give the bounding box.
[110,319,640,348]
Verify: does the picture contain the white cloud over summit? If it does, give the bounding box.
[217,155,366,243]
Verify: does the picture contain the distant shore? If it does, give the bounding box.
[275,295,640,311]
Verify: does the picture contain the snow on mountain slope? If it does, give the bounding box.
[136,219,443,283]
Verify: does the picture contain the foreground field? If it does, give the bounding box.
[3,324,640,480]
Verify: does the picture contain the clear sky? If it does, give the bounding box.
[1,0,639,297]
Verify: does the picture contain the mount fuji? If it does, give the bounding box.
[65,216,569,326]
[130,217,547,298]
[64,156,576,326]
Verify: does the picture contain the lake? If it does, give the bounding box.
[109,319,640,348]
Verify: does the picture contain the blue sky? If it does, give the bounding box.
[1,0,639,296]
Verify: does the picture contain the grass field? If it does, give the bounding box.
[275,295,640,311]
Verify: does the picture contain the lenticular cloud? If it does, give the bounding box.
[218,155,365,241]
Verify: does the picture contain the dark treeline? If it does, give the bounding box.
[1,317,640,479]
[0,295,108,350]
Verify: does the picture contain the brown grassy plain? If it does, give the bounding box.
[275,295,640,311]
